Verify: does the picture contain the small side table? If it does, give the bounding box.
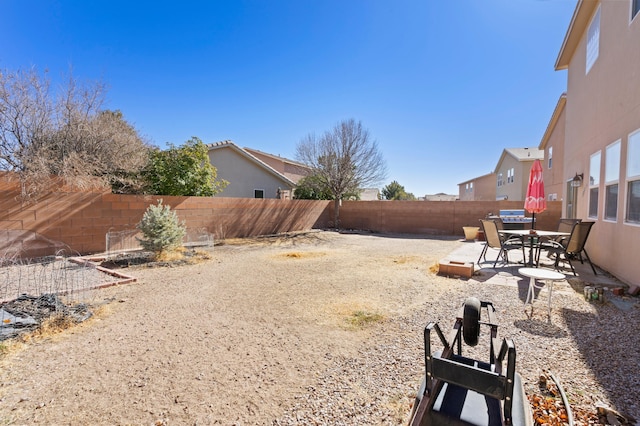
[519,267,566,319]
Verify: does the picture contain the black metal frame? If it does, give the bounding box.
[409,301,518,426]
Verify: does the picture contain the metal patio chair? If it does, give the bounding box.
[478,219,524,268]
[540,221,597,276]
[552,218,582,246]
[535,218,582,266]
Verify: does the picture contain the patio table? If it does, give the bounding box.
[519,267,566,320]
[499,229,570,267]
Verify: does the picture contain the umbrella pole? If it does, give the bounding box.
[528,212,536,266]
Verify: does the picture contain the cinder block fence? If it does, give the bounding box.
[0,173,561,258]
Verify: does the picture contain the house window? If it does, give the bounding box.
[586,6,600,74]
[254,189,264,199]
[507,168,514,184]
[626,130,640,223]
[604,140,621,221]
[548,147,553,169]
[497,173,503,187]
[589,151,601,218]
[633,0,640,21]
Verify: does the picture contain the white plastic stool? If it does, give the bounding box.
[519,267,565,319]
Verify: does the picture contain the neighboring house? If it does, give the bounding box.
[458,172,497,201]
[359,188,380,201]
[553,0,640,287]
[244,148,310,184]
[424,193,458,201]
[245,147,378,200]
[207,141,296,199]
[494,148,544,201]
[538,94,567,210]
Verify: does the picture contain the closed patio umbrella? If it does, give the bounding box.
[524,159,546,229]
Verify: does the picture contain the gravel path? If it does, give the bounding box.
[0,231,638,425]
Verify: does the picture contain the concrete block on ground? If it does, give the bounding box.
[439,260,474,279]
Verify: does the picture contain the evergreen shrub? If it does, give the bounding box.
[137,200,186,254]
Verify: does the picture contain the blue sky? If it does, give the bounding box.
[1,0,576,196]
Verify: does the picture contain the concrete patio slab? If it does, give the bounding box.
[442,239,633,306]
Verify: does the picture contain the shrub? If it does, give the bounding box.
[137,200,186,254]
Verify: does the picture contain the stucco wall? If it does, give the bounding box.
[542,105,567,204]
[460,174,497,201]
[208,148,291,198]
[244,149,309,184]
[496,156,533,201]
[563,0,640,287]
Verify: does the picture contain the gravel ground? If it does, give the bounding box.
[0,231,638,425]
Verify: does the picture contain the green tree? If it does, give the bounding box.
[143,137,228,196]
[294,174,333,200]
[382,180,416,200]
[295,119,387,227]
[294,174,362,200]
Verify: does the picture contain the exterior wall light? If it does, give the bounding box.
[571,173,584,187]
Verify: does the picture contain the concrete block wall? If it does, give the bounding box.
[0,172,563,257]
[337,200,562,236]
[0,175,332,257]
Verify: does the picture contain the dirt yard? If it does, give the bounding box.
[0,231,638,425]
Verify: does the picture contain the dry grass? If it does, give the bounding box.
[155,248,212,264]
[0,302,112,359]
[149,247,211,265]
[345,310,385,328]
[273,251,327,260]
[391,255,422,265]
[0,339,24,357]
[155,249,186,262]
[321,301,387,329]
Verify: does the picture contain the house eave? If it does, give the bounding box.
[539,93,567,150]
[555,0,600,70]
[207,141,296,188]
[458,172,496,186]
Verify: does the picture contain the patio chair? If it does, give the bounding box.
[535,218,582,265]
[492,217,524,244]
[478,219,524,268]
[540,221,597,276]
[554,218,582,245]
[557,218,582,233]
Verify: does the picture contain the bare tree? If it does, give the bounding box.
[0,67,151,198]
[296,119,387,228]
[0,67,53,172]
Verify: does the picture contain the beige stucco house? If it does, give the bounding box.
[458,172,497,201]
[424,193,458,201]
[494,148,544,201]
[359,188,381,201]
[207,141,296,199]
[552,0,640,287]
[244,148,310,184]
[538,94,568,211]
